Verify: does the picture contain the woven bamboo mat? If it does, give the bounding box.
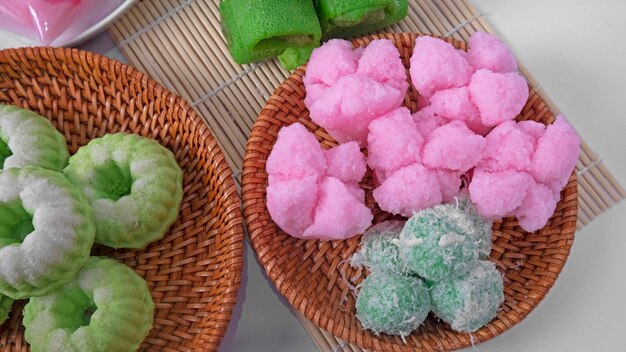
[108,0,626,350]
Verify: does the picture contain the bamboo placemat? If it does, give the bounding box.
[107,1,626,351]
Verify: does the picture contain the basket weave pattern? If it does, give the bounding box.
[0,47,243,352]
[242,33,578,351]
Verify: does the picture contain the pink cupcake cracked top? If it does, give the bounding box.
[266,32,581,241]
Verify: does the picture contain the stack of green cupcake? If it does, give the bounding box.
[0,104,184,351]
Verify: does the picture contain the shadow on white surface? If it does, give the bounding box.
[219,239,317,352]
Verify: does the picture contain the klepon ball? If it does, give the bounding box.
[430,260,504,332]
[356,271,430,337]
[351,221,407,274]
[0,294,13,324]
[397,204,479,281]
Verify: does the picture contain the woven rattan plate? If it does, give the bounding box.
[242,33,578,351]
[0,47,243,352]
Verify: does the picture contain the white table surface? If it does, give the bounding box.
[74,1,626,351]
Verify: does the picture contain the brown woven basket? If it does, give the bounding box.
[0,47,243,352]
[242,33,578,352]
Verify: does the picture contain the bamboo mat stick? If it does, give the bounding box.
[106,0,626,350]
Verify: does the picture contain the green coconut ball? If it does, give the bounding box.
[350,220,406,274]
[396,204,479,281]
[430,260,504,332]
[453,192,493,258]
[355,271,430,337]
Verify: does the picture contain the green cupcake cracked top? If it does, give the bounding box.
[0,166,95,299]
[23,257,155,352]
[0,104,69,171]
[64,133,183,249]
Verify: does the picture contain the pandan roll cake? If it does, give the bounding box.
[0,104,69,171]
[351,220,407,274]
[219,0,322,70]
[396,204,479,281]
[0,294,14,324]
[23,257,155,352]
[430,260,504,332]
[356,271,430,337]
[0,166,95,299]
[64,133,183,249]
[315,0,408,40]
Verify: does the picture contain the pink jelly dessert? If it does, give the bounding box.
[467,32,517,73]
[266,123,372,240]
[304,39,408,146]
[468,69,529,126]
[428,86,492,136]
[410,36,473,98]
[437,170,465,202]
[368,109,472,215]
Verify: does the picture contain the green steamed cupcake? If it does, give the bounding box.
[0,294,14,324]
[23,257,155,352]
[0,104,69,171]
[64,133,183,249]
[0,166,95,299]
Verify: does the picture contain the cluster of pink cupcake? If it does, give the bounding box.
[265,32,580,240]
[266,124,372,240]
